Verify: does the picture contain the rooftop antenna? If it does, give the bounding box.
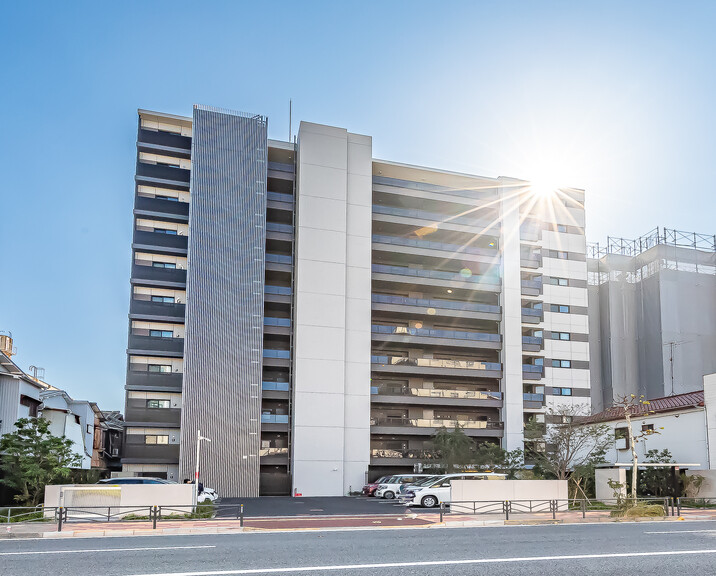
[664,340,690,395]
[288,99,292,142]
[29,365,45,381]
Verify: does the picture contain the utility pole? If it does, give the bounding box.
[194,430,211,504]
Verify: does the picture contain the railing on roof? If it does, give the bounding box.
[587,227,716,258]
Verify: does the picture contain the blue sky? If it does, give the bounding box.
[1,1,715,409]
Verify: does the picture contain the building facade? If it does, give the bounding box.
[587,229,716,412]
[122,106,591,496]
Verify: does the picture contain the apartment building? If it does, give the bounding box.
[122,105,591,497]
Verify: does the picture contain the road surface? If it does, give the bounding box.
[3,520,716,575]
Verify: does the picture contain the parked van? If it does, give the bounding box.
[402,472,506,508]
[374,474,432,499]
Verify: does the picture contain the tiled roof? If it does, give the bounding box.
[581,391,705,424]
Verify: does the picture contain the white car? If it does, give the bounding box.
[403,472,506,508]
[374,474,432,499]
[98,477,219,503]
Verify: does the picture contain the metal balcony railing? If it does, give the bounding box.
[372,325,500,342]
[371,387,502,401]
[372,294,500,315]
[371,417,504,430]
[372,234,497,257]
[262,382,289,392]
[261,414,289,424]
[265,285,292,295]
[372,264,500,286]
[371,355,502,372]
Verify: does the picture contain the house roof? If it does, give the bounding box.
[0,351,46,390]
[581,391,705,424]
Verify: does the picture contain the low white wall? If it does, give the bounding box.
[685,470,716,498]
[595,468,626,501]
[451,480,568,512]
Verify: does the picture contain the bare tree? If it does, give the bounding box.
[525,404,611,481]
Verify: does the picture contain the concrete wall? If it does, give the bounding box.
[451,480,568,512]
[684,470,716,498]
[705,373,716,469]
[595,468,626,500]
[292,122,372,496]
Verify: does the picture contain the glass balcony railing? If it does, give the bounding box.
[372,293,500,315]
[522,365,545,374]
[266,253,293,264]
[372,234,497,257]
[372,204,496,229]
[521,308,543,317]
[267,191,294,204]
[522,336,543,345]
[264,349,290,359]
[372,324,500,342]
[521,279,543,290]
[259,447,289,456]
[371,355,502,372]
[265,285,292,295]
[370,417,504,430]
[372,264,501,286]
[266,222,294,233]
[370,448,435,459]
[264,317,291,327]
[371,387,502,401]
[261,414,289,424]
[262,381,290,391]
[523,393,545,402]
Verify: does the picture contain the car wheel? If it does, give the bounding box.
[421,495,438,508]
[383,491,395,500]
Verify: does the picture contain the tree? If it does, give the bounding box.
[524,404,611,483]
[0,417,82,506]
[613,394,661,502]
[472,443,524,478]
[431,425,475,472]
[639,449,673,497]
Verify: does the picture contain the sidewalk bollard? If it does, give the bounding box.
[504,500,509,521]
[152,506,158,529]
[551,500,556,520]
[581,499,586,519]
[439,502,444,522]
[671,498,675,517]
[57,507,64,532]
[240,504,244,527]
[677,498,681,517]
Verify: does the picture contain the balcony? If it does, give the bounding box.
[133,230,188,255]
[267,161,295,180]
[127,334,184,357]
[372,264,501,292]
[521,307,543,324]
[259,447,289,464]
[138,128,191,154]
[523,393,545,409]
[371,386,502,408]
[264,348,290,368]
[262,381,289,400]
[261,414,289,432]
[370,448,436,464]
[371,294,501,321]
[372,234,498,261]
[371,325,501,350]
[267,191,294,208]
[520,256,542,269]
[124,402,181,426]
[265,253,293,274]
[370,417,504,437]
[264,317,291,336]
[122,442,180,463]
[372,355,502,379]
[125,370,183,392]
[129,299,185,322]
[134,195,190,223]
[266,221,294,241]
[265,285,292,305]
[520,278,543,296]
[522,365,545,380]
[372,204,498,232]
[136,162,190,189]
[522,335,543,352]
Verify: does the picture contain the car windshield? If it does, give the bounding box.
[411,476,440,487]
[373,476,389,484]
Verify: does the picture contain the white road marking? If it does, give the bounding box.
[127,548,716,575]
[645,529,716,534]
[1,545,215,556]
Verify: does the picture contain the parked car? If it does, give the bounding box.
[362,475,391,496]
[401,472,506,508]
[397,475,442,495]
[375,474,432,499]
[98,477,219,502]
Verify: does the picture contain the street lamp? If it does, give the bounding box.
[195,429,211,504]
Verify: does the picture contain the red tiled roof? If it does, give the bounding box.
[581,391,705,424]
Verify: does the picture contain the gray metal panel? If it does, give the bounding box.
[179,105,268,497]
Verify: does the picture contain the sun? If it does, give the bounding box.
[529,178,562,199]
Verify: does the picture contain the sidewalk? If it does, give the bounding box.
[3,508,716,539]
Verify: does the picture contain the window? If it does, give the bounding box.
[557,251,569,259]
[550,304,570,313]
[153,228,177,235]
[151,296,175,303]
[552,387,572,396]
[149,330,173,338]
[557,225,568,233]
[86,424,93,434]
[550,332,571,341]
[148,364,172,373]
[533,330,543,338]
[147,399,171,409]
[642,424,654,433]
[145,435,169,445]
[562,415,573,424]
[152,262,176,269]
[551,359,571,368]
[534,357,544,366]
[548,277,569,286]
[155,195,179,202]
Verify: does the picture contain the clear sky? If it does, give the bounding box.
[1,1,715,410]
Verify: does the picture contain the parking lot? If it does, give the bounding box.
[216,495,430,517]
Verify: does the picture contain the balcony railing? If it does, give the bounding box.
[133,230,188,251]
[522,365,545,374]
[266,222,294,234]
[372,324,500,343]
[372,294,500,315]
[522,336,543,346]
[261,414,289,424]
[264,349,290,359]
[372,234,497,257]
[135,195,190,218]
[372,355,502,372]
[259,447,289,456]
[371,417,504,430]
[371,387,502,401]
[262,381,290,392]
[264,317,291,327]
[372,204,497,229]
[267,191,294,204]
[523,393,545,402]
[372,264,500,287]
[521,279,543,290]
[521,308,543,318]
[265,285,292,295]
[129,299,185,320]
[266,253,293,264]
[370,448,436,459]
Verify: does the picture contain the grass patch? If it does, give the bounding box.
[610,504,665,518]
[0,508,47,523]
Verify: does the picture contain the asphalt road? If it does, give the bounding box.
[3,521,716,576]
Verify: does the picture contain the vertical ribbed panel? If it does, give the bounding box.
[179,105,267,497]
